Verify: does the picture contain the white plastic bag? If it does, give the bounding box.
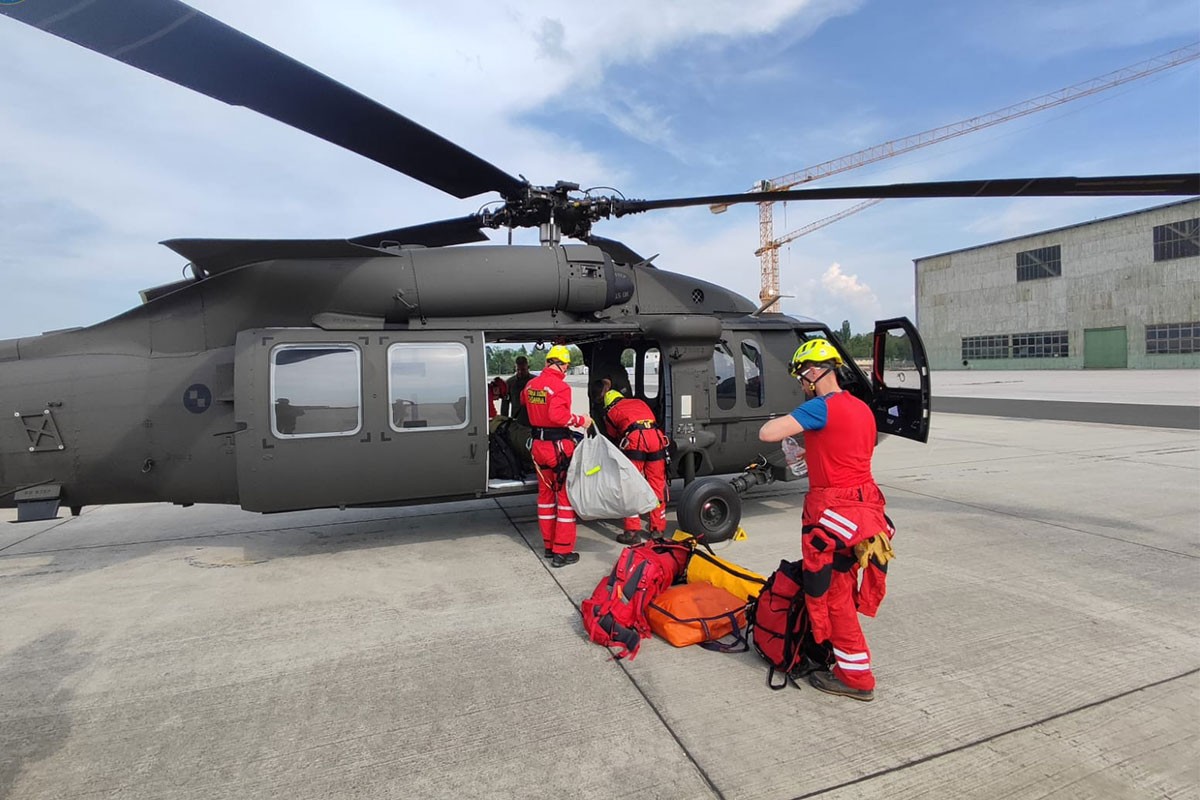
[566,430,658,520]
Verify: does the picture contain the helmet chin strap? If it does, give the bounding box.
[802,367,832,397]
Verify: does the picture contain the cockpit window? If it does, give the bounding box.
[713,342,736,410]
[741,339,763,408]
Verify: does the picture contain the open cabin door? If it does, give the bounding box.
[870,317,930,443]
[234,328,487,513]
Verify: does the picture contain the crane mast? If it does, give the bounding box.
[752,42,1200,312]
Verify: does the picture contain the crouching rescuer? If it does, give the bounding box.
[523,345,591,568]
[598,388,670,544]
[758,338,895,702]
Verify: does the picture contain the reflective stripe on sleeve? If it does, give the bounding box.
[824,509,858,531]
[819,515,856,540]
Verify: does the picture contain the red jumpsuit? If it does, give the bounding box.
[487,377,507,419]
[792,391,892,691]
[523,369,587,555]
[601,397,670,534]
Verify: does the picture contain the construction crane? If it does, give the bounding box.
[754,199,884,258]
[737,42,1200,312]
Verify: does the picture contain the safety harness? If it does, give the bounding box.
[531,427,573,441]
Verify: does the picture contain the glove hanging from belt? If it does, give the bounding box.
[853,532,895,570]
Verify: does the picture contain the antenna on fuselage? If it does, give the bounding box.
[750,293,793,317]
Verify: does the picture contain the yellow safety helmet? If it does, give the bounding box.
[603,389,624,408]
[789,338,843,376]
[545,344,572,365]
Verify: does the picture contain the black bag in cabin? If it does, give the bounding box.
[488,419,524,480]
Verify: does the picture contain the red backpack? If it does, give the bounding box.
[750,559,832,689]
[580,540,691,660]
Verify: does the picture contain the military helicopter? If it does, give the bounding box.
[2,1,1197,539]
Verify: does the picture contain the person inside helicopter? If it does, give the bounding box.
[591,378,670,543]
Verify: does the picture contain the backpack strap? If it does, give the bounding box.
[698,612,750,654]
[763,572,809,691]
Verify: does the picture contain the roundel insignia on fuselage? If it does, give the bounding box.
[183,384,212,414]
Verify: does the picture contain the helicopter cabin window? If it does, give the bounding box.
[270,345,362,438]
[388,343,470,432]
[713,343,736,410]
[741,339,763,408]
[644,347,661,400]
[617,346,662,400]
[618,347,638,396]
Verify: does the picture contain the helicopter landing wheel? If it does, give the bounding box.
[676,477,742,543]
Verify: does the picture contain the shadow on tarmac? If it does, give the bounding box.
[0,630,86,798]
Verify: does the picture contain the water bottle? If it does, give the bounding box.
[781,436,806,478]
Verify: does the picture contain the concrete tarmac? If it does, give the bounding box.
[935,369,1200,429]
[2,412,1198,798]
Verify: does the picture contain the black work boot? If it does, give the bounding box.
[808,670,874,702]
[551,552,580,568]
[543,548,554,559]
[615,531,640,546]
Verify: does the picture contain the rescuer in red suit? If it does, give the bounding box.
[487,376,507,419]
[522,345,590,568]
[597,387,670,544]
[758,338,893,702]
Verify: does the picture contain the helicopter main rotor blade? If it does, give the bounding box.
[350,216,489,249]
[614,174,1200,216]
[0,0,525,200]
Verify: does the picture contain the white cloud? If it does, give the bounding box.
[792,262,882,330]
[820,262,877,306]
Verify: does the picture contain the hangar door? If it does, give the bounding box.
[1084,327,1127,369]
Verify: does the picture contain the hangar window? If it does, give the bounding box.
[388,343,470,431]
[1016,245,1061,282]
[1153,218,1200,262]
[1146,322,1199,355]
[961,334,1009,360]
[1012,330,1068,358]
[270,345,362,438]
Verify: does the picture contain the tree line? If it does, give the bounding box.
[486,344,584,376]
[835,320,914,364]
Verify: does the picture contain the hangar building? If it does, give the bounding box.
[914,198,1199,370]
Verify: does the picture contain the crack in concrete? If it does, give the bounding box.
[492,498,726,800]
[789,668,1200,800]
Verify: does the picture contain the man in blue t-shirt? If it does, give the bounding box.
[760,338,891,702]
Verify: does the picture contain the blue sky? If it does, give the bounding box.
[1,0,1197,340]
